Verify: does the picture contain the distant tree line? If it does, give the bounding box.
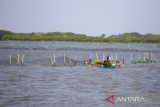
[0,30,160,43]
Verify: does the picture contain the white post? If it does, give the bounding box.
[89,53,92,64]
[144,53,146,61]
[21,54,24,65]
[64,53,66,66]
[9,54,12,64]
[51,57,53,66]
[17,53,20,65]
[53,53,55,66]
[130,54,133,62]
[139,54,141,61]
[74,55,77,66]
[153,53,155,62]
[96,53,98,60]
[146,52,148,59]
[69,57,72,66]
[116,53,118,61]
[111,53,113,62]
[90,53,92,59]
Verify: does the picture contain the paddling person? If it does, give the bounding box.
[103,56,112,66]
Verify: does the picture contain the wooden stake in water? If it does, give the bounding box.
[146,52,149,63]
[89,53,92,64]
[123,58,124,64]
[139,54,141,62]
[130,54,133,62]
[64,53,66,66]
[150,53,152,63]
[69,57,72,66]
[74,55,77,66]
[96,53,98,60]
[111,53,113,62]
[153,53,155,62]
[17,53,20,65]
[144,53,146,61]
[21,54,24,65]
[51,57,53,66]
[53,53,56,66]
[116,53,118,61]
[9,54,12,64]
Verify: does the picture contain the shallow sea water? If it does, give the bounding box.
[0,41,160,107]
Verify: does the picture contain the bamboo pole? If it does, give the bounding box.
[153,53,155,62]
[130,54,133,62]
[69,57,72,66]
[89,53,92,64]
[139,54,141,62]
[51,57,53,66]
[9,54,12,64]
[53,53,55,66]
[64,53,66,66]
[74,55,77,66]
[146,52,149,63]
[116,53,118,61]
[144,53,146,61]
[111,53,113,63]
[21,54,24,65]
[17,53,20,65]
[96,53,98,60]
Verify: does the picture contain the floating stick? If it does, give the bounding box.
[144,53,146,61]
[9,54,12,64]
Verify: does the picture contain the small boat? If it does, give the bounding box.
[97,65,118,69]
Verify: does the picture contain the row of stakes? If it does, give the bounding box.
[8,53,122,66]
[130,53,159,63]
[8,52,159,66]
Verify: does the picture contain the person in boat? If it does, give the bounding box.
[103,56,112,66]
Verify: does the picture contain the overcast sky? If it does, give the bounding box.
[0,0,160,36]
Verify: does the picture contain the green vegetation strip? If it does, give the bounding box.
[0,30,160,43]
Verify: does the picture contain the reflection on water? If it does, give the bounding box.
[0,41,160,107]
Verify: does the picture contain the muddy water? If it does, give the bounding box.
[0,41,160,107]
